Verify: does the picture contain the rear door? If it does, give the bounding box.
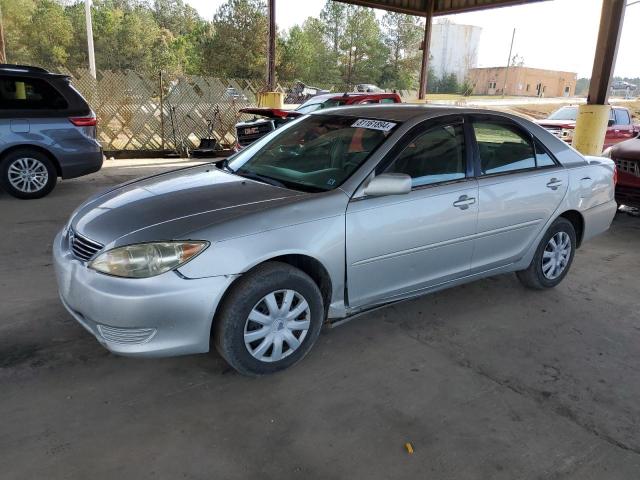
[346,117,479,307]
[470,116,568,273]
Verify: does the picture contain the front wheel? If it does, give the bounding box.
[214,262,325,376]
[516,217,576,289]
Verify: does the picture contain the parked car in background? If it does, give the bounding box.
[0,64,102,199]
[223,87,248,102]
[603,133,640,208]
[284,81,331,104]
[235,92,402,147]
[356,83,383,93]
[537,105,639,149]
[55,105,617,375]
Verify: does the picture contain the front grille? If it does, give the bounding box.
[236,120,275,147]
[615,158,640,177]
[97,325,157,345]
[69,229,104,261]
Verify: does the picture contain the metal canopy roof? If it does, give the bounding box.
[333,0,547,16]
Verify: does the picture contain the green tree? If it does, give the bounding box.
[380,12,423,89]
[0,0,37,65]
[278,17,338,85]
[1,0,72,68]
[341,6,388,87]
[203,0,267,78]
[152,0,201,36]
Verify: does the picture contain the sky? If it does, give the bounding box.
[185,0,640,78]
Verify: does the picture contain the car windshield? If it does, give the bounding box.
[548,106,578,121]
[227,114,398,192]
[295,99,342,114]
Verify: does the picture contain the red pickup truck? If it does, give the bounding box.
[603,134,640,209]
[235,92,402,148]
[537,105,640,150]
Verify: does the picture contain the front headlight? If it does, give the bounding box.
[561,128,574,140]
[89,241,209,278]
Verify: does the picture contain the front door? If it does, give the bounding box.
[469,118,568,272]
[346,119,479,308]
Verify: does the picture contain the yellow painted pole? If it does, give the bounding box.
[257,91,284,108]
[256,0,283,109]
[572,105,611,155]
[15,81,26,100]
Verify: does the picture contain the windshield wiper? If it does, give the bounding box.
[236,171,286,188]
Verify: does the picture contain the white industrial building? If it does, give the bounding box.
[429,19,482,82]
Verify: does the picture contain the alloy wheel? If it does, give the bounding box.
[7,158,49,193]
[542,231,571,280]
[243,289,311,363]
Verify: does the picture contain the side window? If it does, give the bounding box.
[473,121,536,175]
[614,109,630,125]
[0,75,68,110]
[534,140,557,167]
[385,123,466,187]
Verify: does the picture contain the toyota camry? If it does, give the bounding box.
[54,105,617,375]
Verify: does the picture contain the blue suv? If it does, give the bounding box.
[0,64,103,199]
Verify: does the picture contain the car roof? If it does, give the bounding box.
[309,104,474,122]
[0,64,69,79]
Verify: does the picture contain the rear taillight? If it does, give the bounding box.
[69,116,97,127]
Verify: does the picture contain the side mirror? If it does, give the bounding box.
[363,173,412,197]
[608,119,615,127]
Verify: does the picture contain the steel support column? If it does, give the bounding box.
[573,0,626,155]
[417,0,434,101]
[587,0,626,105]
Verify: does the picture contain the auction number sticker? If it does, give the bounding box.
[351,119,397,132]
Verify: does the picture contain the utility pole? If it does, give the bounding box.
[502,28,515,98]
[85,0,96,78]
[266,0,276,91]
[0,3,6,63]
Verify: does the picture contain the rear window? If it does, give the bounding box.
[0,75,68,110]
[548,107,577,121]
[614,108,631,125]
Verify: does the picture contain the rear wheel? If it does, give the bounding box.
[1,149,57,199]
[517,217,576,289]
[214,262,324,376]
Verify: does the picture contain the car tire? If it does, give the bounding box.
[214,261,325,376]
[0,149,57,199]
[516,217,576,290]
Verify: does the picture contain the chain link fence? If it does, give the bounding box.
[61,68,416,154]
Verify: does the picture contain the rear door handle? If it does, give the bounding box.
[453,195,476,210]
[546,178,563,190]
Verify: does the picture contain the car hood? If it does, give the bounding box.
[536,119,576,128]
[70,164,306,247]
[611,137,640,160]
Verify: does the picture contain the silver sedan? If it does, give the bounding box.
[54,106,617,375]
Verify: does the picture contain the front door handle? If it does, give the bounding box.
[453,195,476,210]
[546,178,563,190]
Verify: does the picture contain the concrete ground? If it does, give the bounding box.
[1,159,640,479]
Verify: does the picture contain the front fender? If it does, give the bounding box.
[177,214,346,310]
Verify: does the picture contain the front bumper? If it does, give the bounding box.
[53,230,237,357]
